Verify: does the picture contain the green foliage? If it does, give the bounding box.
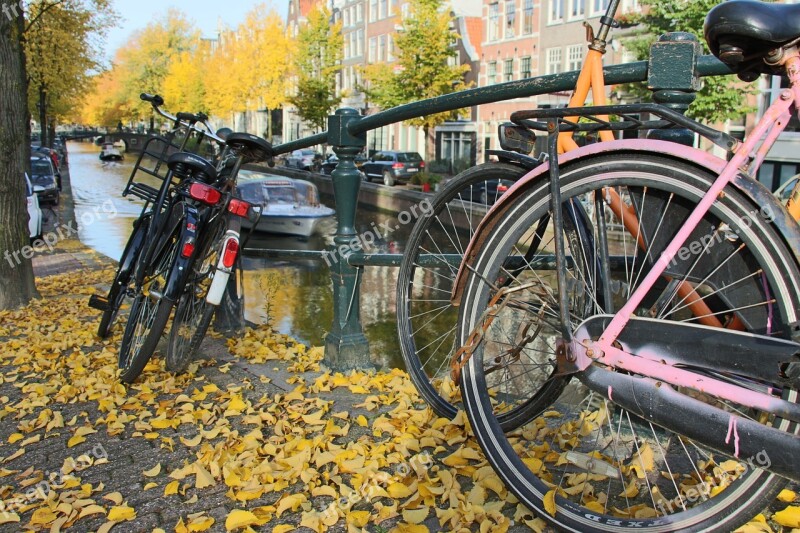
[24,0,117,124]
[362,0,470,132]
[621,0,753,123]
[289,5,342,132]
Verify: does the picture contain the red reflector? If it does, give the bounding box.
[189,183,221,205]
[228,199,251,218]
[392,163,403,169]
[419,161,425,168]
[181,241,195,258]
[222,238,239,268]
[497,184,509,192]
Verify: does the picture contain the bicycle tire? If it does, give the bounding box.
[459,153,800,531]
[397,163,580,429]
[118,222,181,383]
[98,213,151,338]
[166,215,228,373]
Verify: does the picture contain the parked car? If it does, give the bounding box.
[775,173,799,206]
[319,153,368,176]
[466,178,515,205]
[24,172,43,241]
[361,151,425,186]
[284,149,322,171]
[30,154,60,205]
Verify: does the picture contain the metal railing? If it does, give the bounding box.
[252,33,732,369]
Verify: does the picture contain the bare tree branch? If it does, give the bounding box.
[24,0,67,33]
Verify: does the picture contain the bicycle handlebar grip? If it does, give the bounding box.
[176,112,204,123]
[140,93,164,106]
[197,112,209,122]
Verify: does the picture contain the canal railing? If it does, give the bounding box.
[258,32,731,370]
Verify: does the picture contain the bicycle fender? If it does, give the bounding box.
[450,139,800,305]
[165,205,199,301]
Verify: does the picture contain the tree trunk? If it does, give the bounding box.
[0,10,38,309]
[424,125,436,164]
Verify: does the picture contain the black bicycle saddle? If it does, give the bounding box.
[705,0,800,80]
[167,152,218,184]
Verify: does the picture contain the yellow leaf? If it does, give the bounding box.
[227,394,247,413]
[103,492,124,505]
[144,482,158,490]
[143,463,161,477]
[356,415,368,427]
[347,510,370,527]
[0,512,19,524]
[584,501,606,514]
[544,489,557,517]
[778,489,797,503]
[619,479,639,498]
[194,463,216,489]
[165,480,180,495]
[401,507,429,524]
[29,508,58,525]
[7,433,23,444]
[387,482,414,499]
[774,506,800,528]
[67,435,86,448]
[225,509,259,531]
[78,505,107,518]
[180,435,203,447]
[276,493,307,517]
[272,526,294,533]
[187,515,215,532]
[107,505,136,522]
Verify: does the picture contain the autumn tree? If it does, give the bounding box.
[289,5,342,133]
[362,0,469,158]
[24,0,115,146]
[0,6,37,308]
[621,0,751,123]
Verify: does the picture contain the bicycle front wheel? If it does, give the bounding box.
[399,163,575,428]
[459,153,800,532]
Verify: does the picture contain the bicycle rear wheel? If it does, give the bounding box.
[459,153,800,531]
[166,215,228,373]
[398,162,587,430]
[118,223,180,383]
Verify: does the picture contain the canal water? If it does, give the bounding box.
[67,141,414,369]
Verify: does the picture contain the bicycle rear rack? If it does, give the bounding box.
[123,135,185,205]
[511,103,739,152]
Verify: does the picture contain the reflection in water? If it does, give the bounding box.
[66,141,433,369]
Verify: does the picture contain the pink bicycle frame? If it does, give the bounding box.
[575,51,800,414]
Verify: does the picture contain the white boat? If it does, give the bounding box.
[99,143,123,161]
[236,170,334,238]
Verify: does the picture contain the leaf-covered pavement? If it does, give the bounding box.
[0,260,797,532]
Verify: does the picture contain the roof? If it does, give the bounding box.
[460,16,483,60]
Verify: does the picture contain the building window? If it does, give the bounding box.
[488,3,500,41]
[622,0,639,12]
[387,34,394,61]
[567,44,583,71]
[357,3,364,22]
[488,61,497,84]
[379,34,386,61]
[439,131,475,167]
[592,0,609,15]
[550,0,564,23]
[546,47,562,74]
[369,0,377,21]
[521,56,532,78]
[504,59,514,82]
[569,0,585,19]
[523,0,534,34]
[344,38,351,60]
[369,37,376,62]
[506,0,516,38]
[379,0,387,18]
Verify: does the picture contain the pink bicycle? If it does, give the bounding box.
[452,1,800,530]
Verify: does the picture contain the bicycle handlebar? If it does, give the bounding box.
[140,93,224,145]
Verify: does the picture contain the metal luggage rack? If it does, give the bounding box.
[122,134,190,205]
[510,103,738,152]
